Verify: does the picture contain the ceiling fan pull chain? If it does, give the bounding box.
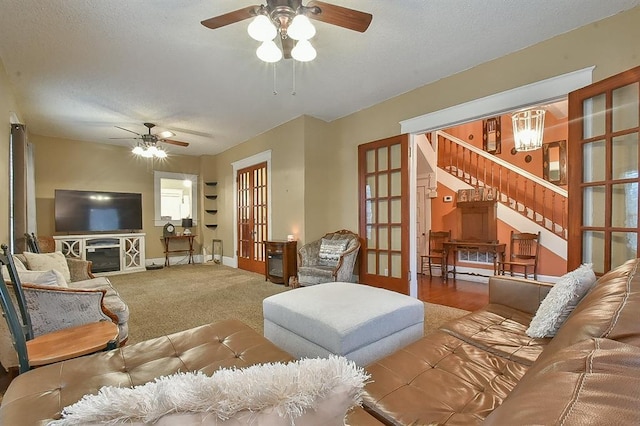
[292,60,296,96]
[273,63,278,95]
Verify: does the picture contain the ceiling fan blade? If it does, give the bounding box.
[115,126,142,136]
[162,139,190,147]
[201,6,259,30]
[306,1,372,33]
[281,37,294,59]
[109,137,140,140]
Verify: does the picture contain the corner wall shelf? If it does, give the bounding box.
[204,181,218,231]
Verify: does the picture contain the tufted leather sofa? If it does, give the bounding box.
[4,259,640,425]
[362,258,640,425]
[0,319,383,425]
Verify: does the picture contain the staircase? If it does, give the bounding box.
[436,131,567,240]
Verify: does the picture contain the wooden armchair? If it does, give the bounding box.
[297,230,361,286]
[498,231,541,280]
[0,244,118,374]
[420,230,451,276]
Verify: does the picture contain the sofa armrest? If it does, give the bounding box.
[22,283,116,336]
[66,258,95,281]
[489,276,553,315]
[298,241,321,267]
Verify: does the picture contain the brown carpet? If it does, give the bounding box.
[108,263,470,344]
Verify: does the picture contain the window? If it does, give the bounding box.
[154,171,198,226]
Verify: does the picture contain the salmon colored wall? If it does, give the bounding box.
[430,186,457,234]
[443,110,568,183]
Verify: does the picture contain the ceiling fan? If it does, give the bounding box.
[112,123,189,158]
[201,1,372,61]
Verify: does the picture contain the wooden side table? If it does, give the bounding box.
[162,235,196,267]
[265,240,297,285]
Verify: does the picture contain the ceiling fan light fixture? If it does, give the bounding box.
[291,39,316,62]
[140,149,154,158]
[257,40,283,63]
[248,15,277,41]
[132,145,144,155]
[288,14,316,40]
[155,148,168,158]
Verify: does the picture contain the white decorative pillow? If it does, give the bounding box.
[527,263,597,338]
[318,238,349,267]
[12,255,28,271]
[2,268,68,288]
[50,356,369,426]
[22,251,71,283]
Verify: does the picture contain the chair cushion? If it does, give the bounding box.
[318,238,348,267]
[22,251,72,283]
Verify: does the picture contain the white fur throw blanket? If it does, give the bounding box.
[48,356,370,425]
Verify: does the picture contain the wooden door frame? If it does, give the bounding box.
[231,150,272,268]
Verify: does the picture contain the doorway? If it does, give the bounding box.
[402,67,594,296]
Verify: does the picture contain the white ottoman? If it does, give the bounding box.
[263,282,424,366]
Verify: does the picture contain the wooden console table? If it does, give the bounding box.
[443,240,505,281]
[162,235,196,267]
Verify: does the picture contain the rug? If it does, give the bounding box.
[107,263,469,344]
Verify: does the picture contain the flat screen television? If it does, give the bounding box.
[55,189,142,233]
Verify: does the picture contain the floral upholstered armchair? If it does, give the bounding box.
[297,230,361,286]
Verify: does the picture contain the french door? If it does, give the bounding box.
[358,135,410,294]
[236,162,268,273]
[568,66,640,274]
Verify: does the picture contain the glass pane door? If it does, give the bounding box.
[237,162,268,273]
[568,67,640,274]
[358,135,409,294]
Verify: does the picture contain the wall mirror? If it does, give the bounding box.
[154,171,198,226]
[542,140,567,185]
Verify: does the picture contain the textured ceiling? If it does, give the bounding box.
[1,1,638,156]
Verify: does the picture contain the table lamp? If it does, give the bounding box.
[181,218,193,236]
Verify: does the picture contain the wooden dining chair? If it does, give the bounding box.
[0,244,119,374]
[498,231,541,280]
[420,230,451,276]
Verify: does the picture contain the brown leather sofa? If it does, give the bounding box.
[3,259,640,425]
[363,258,640,425]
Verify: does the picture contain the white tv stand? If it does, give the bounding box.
[53,233,146,276]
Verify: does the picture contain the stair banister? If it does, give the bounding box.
[435,130,567,197]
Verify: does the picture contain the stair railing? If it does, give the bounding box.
[436,130,567,239]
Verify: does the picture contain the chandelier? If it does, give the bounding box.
[248,7,317,62]
[511,109,546,152]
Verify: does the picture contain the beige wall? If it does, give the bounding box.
[319,6,640,235]
[199,116,306,258]
[3,6,640,264]
[0,60,21,245]
[30,135,200,258]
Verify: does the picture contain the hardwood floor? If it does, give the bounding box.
[417,274,489,311]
